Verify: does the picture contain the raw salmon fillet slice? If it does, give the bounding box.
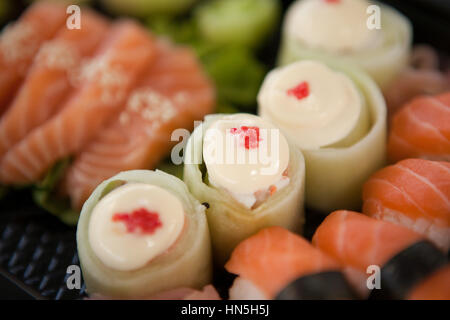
[408,266,450,300]
[363,159,450,251]
[225,226,340,298]
[0,2,66,115]
[0,20,157,185]
[0,10,110,160]
[312,210,424,272]
[62,39,215,209]
[388,92,450,162]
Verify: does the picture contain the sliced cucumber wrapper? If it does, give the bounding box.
[77,170,212,298]
[278,2,412,90]
[195,0,281,49]
[183,114,305,265]
[264,61,387,213]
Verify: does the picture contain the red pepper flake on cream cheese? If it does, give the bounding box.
[287,81,310,100]
[230,126,260,149]
[112,208,162,234]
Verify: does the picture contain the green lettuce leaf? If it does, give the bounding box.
[101,0,199,17]
[147,13,267,112]
[215,100,240,114]
[147,15,199,44]
[201,46,266,109]
[156,159,184,180]
[32,158,79,226]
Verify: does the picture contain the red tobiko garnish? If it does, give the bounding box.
[324,0,340,4]
[230,126,260,149]
[112,208,162,234]
[287,82,310,100]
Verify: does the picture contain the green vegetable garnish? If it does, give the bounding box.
[101,0,199,17]
[148,16,199,44]
[202,46,266,109]
[215,101,240,114]
[32,158,79,226]
[194,0,280,48]
[157,160,184,180]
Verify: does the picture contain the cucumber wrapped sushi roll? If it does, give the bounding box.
[194,0,280,48]
[278,0,412,89]
[258,60,386,212]
[77,170,212,299]
[184,113,305,265]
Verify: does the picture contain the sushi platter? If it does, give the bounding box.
[0,0,449,301]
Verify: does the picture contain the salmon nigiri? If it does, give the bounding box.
[363,159,450,251]
[225,227,356,300]
[0,10,109,160]
[387,92,450,162]
[0,21,156,185]
[62,39,215,210]
[407,265,450,300]
[0,2,66,115]
[313,210,447,299]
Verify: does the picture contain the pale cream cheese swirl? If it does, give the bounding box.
[285,0,381,54]
[203,114,290,207]
[88,183,185,271]
[258,60,369,150]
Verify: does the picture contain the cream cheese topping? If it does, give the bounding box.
[203,114,290,201]
[88,183,185,271]
[285,0,380,53]
[258,60,365,149]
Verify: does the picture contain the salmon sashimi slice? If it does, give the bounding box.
[225,227,341,299]
[0,10,110,160]
[0,21,157,185]
[0,2,66,115]
[312,210,428,298]
[313,211,424,272]
[62,39,215,210]
[387,93,450,162]
[408,266,450,300]
[314,211,449,299]
[363,159,450,251]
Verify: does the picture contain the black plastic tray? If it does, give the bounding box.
[0,190,85,299]
[0,0,449,300]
